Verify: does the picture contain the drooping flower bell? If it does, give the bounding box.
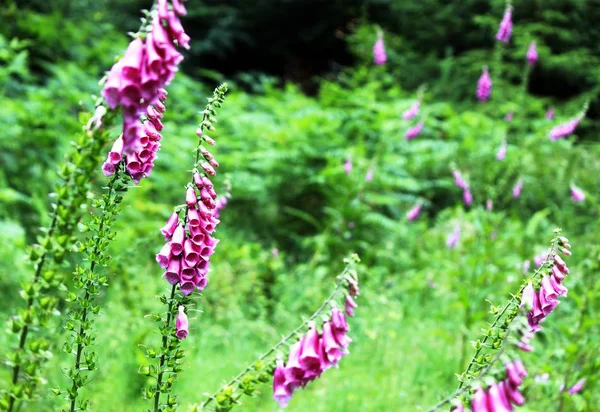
[446,225,461,249]
[549,116,583,140]
[512,179,523,198]
[571,184,585,202]
[526,41,538,65]
[175,306,189,339]
[373,32,387,65]
[405,122,424,140]
[496,5,513,43]
[406,204,422,221]
[463,186,473,206]
[568,378,586,395]
[402,101,420,120]
[476,67,492,102]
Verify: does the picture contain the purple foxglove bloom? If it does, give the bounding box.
[527,41,538,65]
[505,112,514,122]
[549,116,582,140]
[571,184,585,202]
[471,387,490,412]
[568,378,586,395]
[549,274,568,296]
[405,122,424,140]
[299,327,321,371]
[496,139,507,160]
[506,362,523,387]
[175,306,189,339]
[373,33,387,65]
[552,265,566,282]
[451,403,465,412]
[446,225,461,249]
[163,257,181,285]
[487,382,512,412]
[477,67,492,101]
[344,158,352,175]
[170,224,185,256]
[273,360,293,407]
[463,187,473,206]
[505,381,525,406]
[520,282,535,311]
[284,341,305,387]
[322,322,343,364]
[345,295,357,317]
[453,170,468,189]
[406,204,422,221]
[512,179,523,198]
[365,166,375,182]
[541,276,558,301]
[155,241,172,269]
[185,186,197,206]
[402,101,420,120]
[496,5,513,43]
[531,290,544,322]
[517,341,534,352]
[546,107,555,120]
[160,212,179,239]
[514,359,528,378]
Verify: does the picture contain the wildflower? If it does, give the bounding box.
[446,225,461,249]
[272,360,292,407]
[463,187,473,206]
[512,179,523,198]
[496,5,513,43]
[527,41,538,65]
[175,306,189,339]
[365,166,375,182]
[476,67,492,102]
[406,204,422,221]
[453,169,468,189]
[344,158,352,174]
[505,112,514,122]
[546,107,555,120]
[345,295,357,317]
[402,101,420,120]
[405,122,424,140]
[373,32,387,65]
[496,139,507,161]
[568,378,586,395]
[101,0,189,182]
[570,184,585,202]
[549,116,583,140]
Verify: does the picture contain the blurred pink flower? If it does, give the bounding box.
[496,5,513,43]
[406,204,422,221]
[571,184,585,202]
[402,101,420,120]
[527,41,538,65]
[476,67,492,101]
[373,33,387,65]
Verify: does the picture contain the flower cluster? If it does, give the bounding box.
[402,101,420,120]
[461,360,527,412]
[405,122,424,140]
[496,5,513,43]
[521,239,571,332]
[373,32,387,65]
[406,204,422,221]
[476,67,492,102]
[273,285,359,408]
[549,115,583,140]
[526,41,538,65]
[101,0,189,182]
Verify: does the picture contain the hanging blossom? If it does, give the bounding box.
[527,41,538,66]
[175,306,189,339]
[571,184,585,202]
[496,139,507,161]
[373,31,387,65]
[476,67,492,102]
[568,378,586,395]
[549,115,584,140]
[521,238,572,333]
[453,169,468,190]
[463,186,473,206]
[405,122,424,140]
[496,4,513,43]
[446,225,461,249]
[402,101,420,120]
[344,157,352,174]
[546,107,555,120]
[406,204,422,221]
[512,179,523,198]
[453,360,527,412]
[273,281,358,408]
[101,0,189,183]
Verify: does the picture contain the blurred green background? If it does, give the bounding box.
[1,0,599,410]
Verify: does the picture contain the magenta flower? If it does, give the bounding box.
[549,116,583,140]
[452,169,468,189]
[365,166,375,182]
[527,41,538,65]
[345,295,357,317]
[463,187,473,206]
[344,158,352,174]
[402,101,420,120]
[496,5,513,43]
[496,139,507,161]
[273,360,292,407]
[546,107,555,120]
[406,204,422,221]
[568,378,586,395]
[175,306,189,339]
[405,122,424,140]
[373,33,387,65]
[571,184,585,202]
[512,179,523,198]
[476,67,492,101]
[101,1,189,182]
[446,225,461,249]
[505,112,514,122]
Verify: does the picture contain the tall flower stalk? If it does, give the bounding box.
[198,255,360,411]
[1,106,114,412]
[142,84,228,412]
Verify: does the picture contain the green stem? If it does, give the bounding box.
[153,284,178,412]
